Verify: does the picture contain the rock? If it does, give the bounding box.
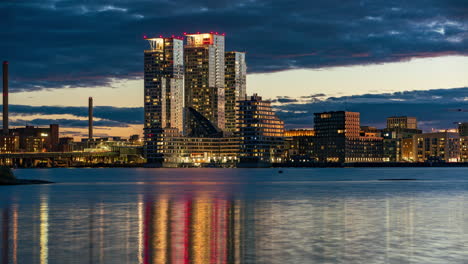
[0,166,16,184]
[0,166,53,185]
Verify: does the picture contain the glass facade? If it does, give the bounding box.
[225,52,246,133]
[185,34,226,130]
[144,38,184,164]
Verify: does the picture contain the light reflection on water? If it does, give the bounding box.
[1,168,468,263]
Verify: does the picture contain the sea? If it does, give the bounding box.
[1,168,468,264]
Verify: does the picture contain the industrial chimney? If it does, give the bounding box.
[88,97,93,140]
[3,61,8,135]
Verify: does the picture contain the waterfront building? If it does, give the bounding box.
[313,111,383,163]
[387,116,417,129]
[460,136,468,162]
[161,135,240,167]
[401,138,415,162]
[413,132,460,162]
[9,124,59,152]
[58,137,74,152]
[0,135,19,153]
[458,122,468,137]
[237,94,285,165]
[284,129,316,163]
[144,37,185,164]
[159,113,235,167]
[184,33,226,130]
[381,117,422,162]
[225,51,247,133]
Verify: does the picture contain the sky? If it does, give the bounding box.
[1,0,468,138]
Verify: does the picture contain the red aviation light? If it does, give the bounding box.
[222,33,225,36]
[183,32,187,35]
[143,35,147,39]
[197,32,200,34]
[171,35,174,38]
[159,35,163,38]
[215,32,218,35]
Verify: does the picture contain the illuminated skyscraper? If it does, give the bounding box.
[144,37,184,164]
[184,33,226,130]
[225,51,247,133]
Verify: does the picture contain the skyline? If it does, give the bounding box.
[1,0,468,138]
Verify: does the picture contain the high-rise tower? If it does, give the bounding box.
[144,37,185,164]
[225,52,246,133]
[184,33,225,130]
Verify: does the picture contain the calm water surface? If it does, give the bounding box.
[1,168,468,264]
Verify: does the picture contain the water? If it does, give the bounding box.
[1,168,468,264]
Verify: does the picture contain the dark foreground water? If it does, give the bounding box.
[1,168,468,264]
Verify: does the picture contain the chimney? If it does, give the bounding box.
[3,61,8,135]
[88,97,93,139]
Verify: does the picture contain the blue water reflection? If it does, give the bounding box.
[1,168,468,263]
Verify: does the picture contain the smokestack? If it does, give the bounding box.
[88,97,93,139]
[3,61,8,135]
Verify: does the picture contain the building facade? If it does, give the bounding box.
[387,116,417,129]
[10,125,59,152]
[237,94,285,165]
[144,37,185,164]
[460,136,468,162]
[413,132,460,162]
[161,135,240,167]
[458,122,468,137]
[185,33,226,130]
[225,51,247,133]
[381,117,422,162]
[314,111,383,163]
[0,135,19,153]
[284,129,316,163]
[401,137,415,161]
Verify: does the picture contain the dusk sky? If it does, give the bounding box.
[2,0,468,138]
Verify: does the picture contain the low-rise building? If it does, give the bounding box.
[413,132,460,162]
[0,135,19,153]
[10,124,59,152]
[284,129,316,162]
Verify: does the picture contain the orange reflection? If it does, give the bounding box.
[142,194,242,264]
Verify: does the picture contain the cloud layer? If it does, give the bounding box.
[10,105,143,127]
[1,0,468,91]
[274,87,468,131]
[5,87,467,133]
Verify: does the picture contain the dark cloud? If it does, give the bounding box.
[10,118,129,128]
[1,0,467,91]
[10,105,143,125]
[272,97,298,103]
[8,87,467,132]
[275,87,468,132]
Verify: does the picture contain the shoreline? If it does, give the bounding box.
[5,162,468,169]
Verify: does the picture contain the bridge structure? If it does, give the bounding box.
[0,151,142,168]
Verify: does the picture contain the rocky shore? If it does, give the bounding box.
[0,166,53,185]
